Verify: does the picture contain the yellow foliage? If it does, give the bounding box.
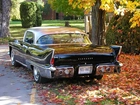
[119,0,128,5]
[48,0,55,8]
[100,0,114,12]
[126,1,140,12]
[68,0,140,28]
[130,11,140,28]
[69,0,96,11]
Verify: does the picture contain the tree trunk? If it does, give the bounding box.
[91,0,106,45]
[0,0,11,38]
[65,21,70,27]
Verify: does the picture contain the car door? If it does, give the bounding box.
[20,31,35,66]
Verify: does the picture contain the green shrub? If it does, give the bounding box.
[20,1,42,28]
[35,3,42,26]
[106,12,140,53]
[20,1,37,28]
[11,0,21,21]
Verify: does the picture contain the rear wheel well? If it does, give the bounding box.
[9,46,12,57]
[30,65,34,70]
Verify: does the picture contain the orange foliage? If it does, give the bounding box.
[102,54,140,92]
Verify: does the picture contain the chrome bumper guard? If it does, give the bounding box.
[96,64,121,75]
[52,66,74,78]
[43,66,74,78]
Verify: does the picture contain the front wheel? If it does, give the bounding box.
[11,50,19,66]
[33,67,45,83]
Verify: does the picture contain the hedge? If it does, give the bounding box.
[20,1,42,28]
[106,12,140,54]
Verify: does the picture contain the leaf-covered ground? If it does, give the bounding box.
[35,54,140,105]
[4,52,138,105]
[2,52,139,105]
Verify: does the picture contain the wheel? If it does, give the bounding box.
[11,50,19,66]
[33,66,45,83]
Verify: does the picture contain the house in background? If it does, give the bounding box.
[26,0,64,20]
[42,9,64,20]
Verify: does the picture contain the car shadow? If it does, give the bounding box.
[42,77,100,86]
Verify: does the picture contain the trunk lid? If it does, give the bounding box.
[50,44,114,66]
[52,44,113,54]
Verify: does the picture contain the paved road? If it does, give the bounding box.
[0,45,38,105]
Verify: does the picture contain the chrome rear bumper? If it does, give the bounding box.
[96,63,122,75]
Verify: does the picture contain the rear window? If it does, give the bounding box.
[36,33,90,44]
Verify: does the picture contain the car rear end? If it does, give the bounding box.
[48,45,122,79]
[34,27,122,80]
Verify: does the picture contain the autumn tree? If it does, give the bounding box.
[0,0,12,37]
[69,0,140,45]
[48,0,84,21]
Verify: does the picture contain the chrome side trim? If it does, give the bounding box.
[16,60,27,67]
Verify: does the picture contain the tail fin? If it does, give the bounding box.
[111,45,122,61]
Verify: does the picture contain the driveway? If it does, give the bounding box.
[0,45,39,105]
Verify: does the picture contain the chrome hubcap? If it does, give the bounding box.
[11,52,15,65]
[34,67,39,81]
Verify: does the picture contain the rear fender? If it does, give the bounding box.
[111,45,122,55]
[111,45,122,62]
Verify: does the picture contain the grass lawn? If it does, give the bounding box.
[0,20,85,44]
[10,20,84,38]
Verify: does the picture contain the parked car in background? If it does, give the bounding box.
[9,26,122,83]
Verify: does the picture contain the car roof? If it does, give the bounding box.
[27,26,86,35]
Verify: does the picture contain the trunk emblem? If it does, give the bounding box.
[78,57,93,60]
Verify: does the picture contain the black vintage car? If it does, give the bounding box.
[9,27,122,83]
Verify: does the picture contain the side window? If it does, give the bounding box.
[37,35,53,44]
[24,31,34,44]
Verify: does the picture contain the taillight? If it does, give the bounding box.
[50,58,54,65]
[116,54,120,61]
[116,48,122,61]
[111,45,122,61]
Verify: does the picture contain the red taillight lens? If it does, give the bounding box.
[50,58,54,65]
[116,54,120,61]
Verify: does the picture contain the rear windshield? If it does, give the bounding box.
[36,33,90,44]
